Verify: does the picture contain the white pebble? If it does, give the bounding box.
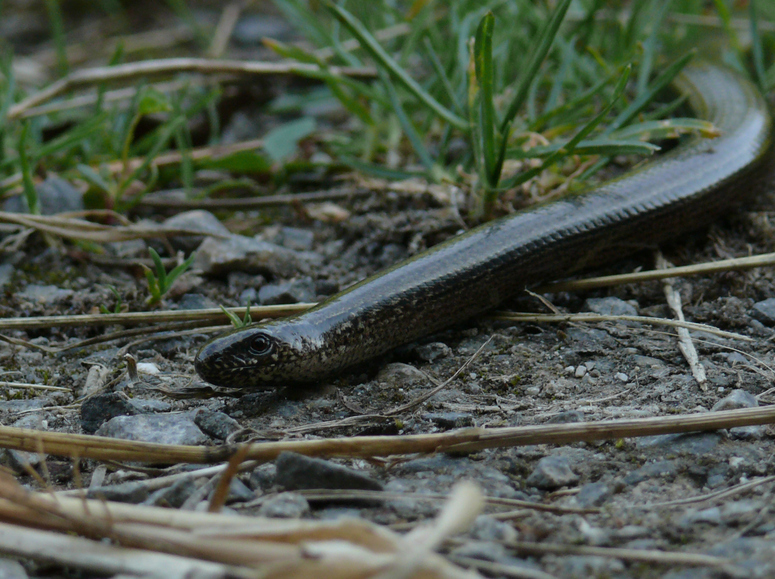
[615,372,629,383]
[574,365,587,378]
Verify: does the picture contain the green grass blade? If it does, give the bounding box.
[749,0,767,93]
[636,0,671,96]
[325,1,467,130]
[509,138,659,159]
[605,51,693,134]
[381,71,435,172]
[501,0,573,132]
[18,123,39,215]
[474,11,497,186]
[149,247,167,288]
[423,36,463,115]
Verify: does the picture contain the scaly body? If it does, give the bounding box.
[196,62,774,388]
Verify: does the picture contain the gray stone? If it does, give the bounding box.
[19,284,73,304]
[275,452,383,491]
[0,263,14,288]
[730,425,767,440]
[145,477,198,508]
[423,412,474,429]
[583,296,637,316]
[561,555,625,578]
[636,432,720,455]
[712,388,758,411]
[526,456,579,490]
[5,175,83,215]
[751,298,775,325]
[0,399,46,412]
[87,481,149,504]
[469,515,518,542]
[95,414,209,446]
[176,293,218,310]
[274,226,315,251]
[214,478,256,504]
[0,449,40,472]
[193,409,242,440]
[163,210,230,252]
[196,234,307,278]
[249,463,277,491]
[129,399,172,413]
[80,392,139,434]
[448,540,507,562]
[414,342,452,362]
[257,492,310,518]
[680,506,722,527]
[547,410,585,424]
[258,276,315,305]
[623,460,677,486]
[376,363,426,388]
[575,482,611,507]
[0,558,29,579]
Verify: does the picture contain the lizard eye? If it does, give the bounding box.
[248,333,273,357]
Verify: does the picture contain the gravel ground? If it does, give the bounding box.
[4,176,775,578]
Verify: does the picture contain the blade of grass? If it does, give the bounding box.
[501,0,573,132]
[325,1,467,130]
[423,36,462,115]
[636,0,671,96]
[17,123,39,215]
[502,64,632,189]
[381,71,434,173]
[474,11,497,187]
[508,138,658,159]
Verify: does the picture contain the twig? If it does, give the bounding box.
[8,58,376,120]
[656,252,706,389]
[2,405,775,464]
[538,251,775,293]
[489,311,750,342]
[0,381,70,392]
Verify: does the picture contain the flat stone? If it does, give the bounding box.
[526,456,579,490]
[623,460,677,486]
[414,342,452,362]
[95,414,209,446]
[80,392,139,434]
[274,226,315,251]
[275,451,383,491]
[163,210,230,252]
[193,409,242,440]
[575,482,611,507]
[751,298,775,325]
[547,410,585,424]
[257,492,310,518]
[636,432,720,455]
[87,481,149,504]
[583,296,638,316]
[712,389,758,411]
[249,463,277,491]
[423,412,474,429]
[19,284,73,304]
[196,234,307,278]
[145,477,198,508]
[258,276,315,305]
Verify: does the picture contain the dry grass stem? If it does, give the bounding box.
[3,405,775,464]
[450,557,559,579]
[8,58,377,120]
[0,380,70,392]
[657,253,707,388]
[490,311,750,341]
[538,251,775,293]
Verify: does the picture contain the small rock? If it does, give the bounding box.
[423,412,474,429]
[680,506,722,527]
[575,482,611,507]
[574,365,587,378]
[275,452,383,492]
[449,540,508,562]
[526,456,579,490]
[583,296,637,316]
[211,478,256,504]
[162,210,230,252]
[469,515,518,542]
[0,399,46,412]
[249,463,277,491]
[414,342,452,362]
[730,425,766,440]
[376,363,426,388]
[87,481,149,504]
[636,432,720,455]
[257,492,310,518]
[176,293,218,310]
[19,284,73,304]
[258,276,315,305]
[615,372,629,382]
[80,392,139,434]
[712,389,758,411]
[129,399,172,413]
[145,477,198,508]
[562,555,625,578]
[623,460,677,486]
[96,414,209,446]
[0,448,40,472]
[547,411,584,424]
[4,175,83,215]
[274,226,315,251]
[0,263,14,288]
[193,409,242,441]
[751,298,775,325]
[196,234,307,278]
